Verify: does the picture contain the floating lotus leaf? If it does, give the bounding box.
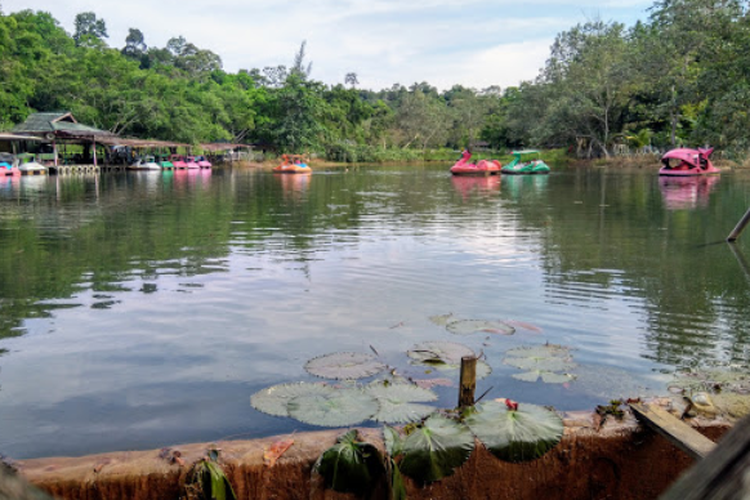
[314,429,385,495]
[407,341,475,365]
[504,356,575,373]
[396,414,475,484]
[505,344,572,360]
[512,370,575,384]
[446,319,515,336]
[305,352,387,380]
[466,400,563,463]
[287,388,379,427]
[407,342,492,380]
[250,382,335,417]
[364,382,438,423]
[504,344,575,384]
[429,313,455,326]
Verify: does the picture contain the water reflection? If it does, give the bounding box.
[450,175,500,200]
[501,174,549,200]
[276,172,311,200]
[659,176,720,210]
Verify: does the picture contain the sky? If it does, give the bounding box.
[3,0,653,92]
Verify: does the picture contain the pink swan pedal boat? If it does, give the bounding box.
[450,150,501,176]
[659,147,720,176]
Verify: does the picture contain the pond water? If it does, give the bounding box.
[0,165,748,459]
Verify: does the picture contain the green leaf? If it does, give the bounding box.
[428,313,454,326]
[397,415,475,484]
[287,388,379,426]
[186,460,237,500]
[384,425,405,457]
[466,400,563,463]
[250,382,335,417]
[504,344,575,384]
[407,341,475,365]
[389,457,407,500]
[314,430,385,495]
[305,351,387,380]
[365,382,438,423]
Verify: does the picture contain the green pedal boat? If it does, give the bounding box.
[501,149,551,175]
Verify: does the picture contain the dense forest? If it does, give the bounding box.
[1,0,750,161]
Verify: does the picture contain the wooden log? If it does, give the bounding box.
[630,402,716,460]
[458,356,477,408]
[659,413,750,500]
[727,207,750,242]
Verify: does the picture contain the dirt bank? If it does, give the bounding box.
[15,409,730,500]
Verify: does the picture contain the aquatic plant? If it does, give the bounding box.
[503,344,575,384]
[364,381,438,423]
[465,399,563,463]
[407,340,492,379]
[313,429,385,495]
[183,449,236,500]
[304,351,387,380]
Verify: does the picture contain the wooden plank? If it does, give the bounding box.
[659,413,750,500]
[630,402,716,460]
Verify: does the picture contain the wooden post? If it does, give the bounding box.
[458,356,477,409]
[727,207,750,242]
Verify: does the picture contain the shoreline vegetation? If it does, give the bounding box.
[236,149,743,172]
[4,0,750,164]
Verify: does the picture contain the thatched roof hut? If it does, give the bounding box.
[12,112,114,141]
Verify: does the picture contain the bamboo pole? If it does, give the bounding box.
[458,356,477,408]
[727,207,750,242]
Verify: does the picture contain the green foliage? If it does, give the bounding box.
[314,430,385,495]
[388,415,475,485]
[465,400,564,463]
[184,451,237,500]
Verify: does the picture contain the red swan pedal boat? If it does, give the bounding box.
[450,150,501,176]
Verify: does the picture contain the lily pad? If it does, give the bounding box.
[512,370,574,384]
[305,352,387,380]
[466,400,563,463]
[394,414,475,484]
[446,319,515,336]
[364,382,438,423]
[287,388,379,427]
[505,344,572,361]
[314,429,385,495]
[429,313,455,326]
[504,344,575,384]
[250,382,335,417]
[407,341,491,379]
[407,341,475,365]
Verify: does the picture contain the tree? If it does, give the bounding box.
[73,11,108,47]
[444,85,487,148]
[291,40,312,79]
[395,90,449,150]
[121,28,147,61]
[273,73,327,152]
[537,21,634,157]
[345,72,358,88]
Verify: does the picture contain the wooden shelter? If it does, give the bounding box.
[12,112,115,167]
